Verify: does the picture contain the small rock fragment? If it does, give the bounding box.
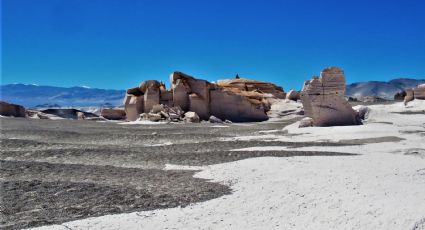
[209,115,223,123]
[299,117,314,128]
[184,111,200,123]
[147,113,162,122]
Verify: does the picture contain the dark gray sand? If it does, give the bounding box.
[0,117,381,229]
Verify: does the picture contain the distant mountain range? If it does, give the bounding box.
[1,78,424,107]
[0,84,125,108]
[346,78,425,100]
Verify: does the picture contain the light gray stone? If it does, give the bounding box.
[300,67,361,126]
[184,111,200,123]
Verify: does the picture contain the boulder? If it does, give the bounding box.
[394,91,406,101]
[138,113,148,121]
[101,108,126,120]
[300,67,362,126]
[209,115,223,123]
[147,113,162,122]
[357,106,371,120]
[414,84,425,99]
[139,80,161,93]
[299,117,314,128]
[160,111,170,119]
[124,94,144,121]
[0,101,26,117]
[168,112,181,121]
[127,87,143,96]
[347,96,358,102]
[26,109,39,119]
[184,111,200,123]
[403,84,425,104]
[77,112,85,120]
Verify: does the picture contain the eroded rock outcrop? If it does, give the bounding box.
[415,84,425,99]
[404,84,425,104]
[101,108,126,120]
[217,77,286,99]
[300,67,361,126]
[124,72,270,122]
[0,101,26,117]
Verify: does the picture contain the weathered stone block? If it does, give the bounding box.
[173,80,189,111]
[144,88,160,113]
[209,89,268,122]
[101,108,126,120]
[300,67,361,126]
[124,95,144,121]
[184,111,200,123]
[188,93,210,120]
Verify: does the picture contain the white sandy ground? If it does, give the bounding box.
[118,120,167,125]
[32,100,425,230]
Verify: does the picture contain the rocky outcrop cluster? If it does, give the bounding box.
[404,84,425,104]
[300,67,362,127]
[123,72,282,122]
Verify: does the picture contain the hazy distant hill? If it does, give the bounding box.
[0,84,125,108]
[346,78,425,99]
[2,78,424,108]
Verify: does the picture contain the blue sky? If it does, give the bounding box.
[2,0,425,90]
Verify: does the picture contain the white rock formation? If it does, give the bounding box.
[300,67,361,126]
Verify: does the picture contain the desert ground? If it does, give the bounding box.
[1,100,425,230]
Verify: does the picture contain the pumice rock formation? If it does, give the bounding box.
[404,84,425,104]
[217,77,286,99]
[300,67,362,127]
[124,72,277,122]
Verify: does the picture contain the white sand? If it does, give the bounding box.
[32,100,425,230]
[118,120,167,125]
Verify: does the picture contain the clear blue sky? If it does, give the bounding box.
[2,0,425,90]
